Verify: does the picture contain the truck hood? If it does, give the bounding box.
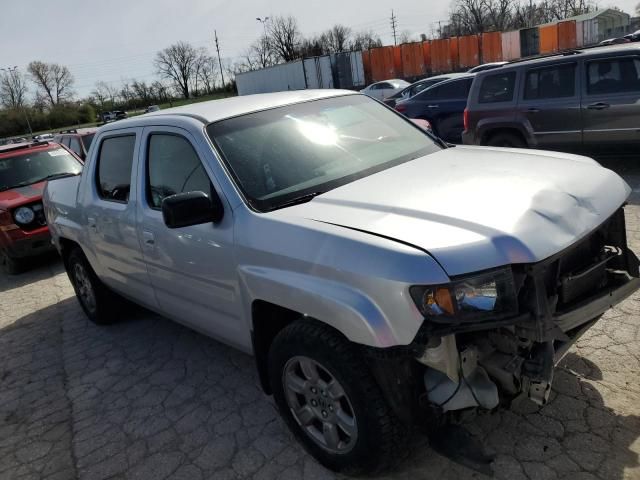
[0,181,45,210]
[279,146,630,276]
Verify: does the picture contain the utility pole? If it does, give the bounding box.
[390,10,398,46]
[1,66,32,136]
[529,0,534,27]
[214,30,226,90]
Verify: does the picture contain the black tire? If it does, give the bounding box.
[66,248,121,324]
[0,249,22,275]
[268,319,407,475]
[486,132,526,148]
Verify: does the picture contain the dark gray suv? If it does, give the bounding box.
[462,44,640,155]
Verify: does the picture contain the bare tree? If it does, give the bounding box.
[451,0,488,34]
[268,16,302,62]
[399,31,414,44]
[197,55,219,93]
[151,80,170,104]
[132,80,154,105]
[154,41,198,99]
[325,25,352,53]
[351,30,383,51]
[0,69,28,109]
[27,61,74,106]
[485,0,513,31]
[91,82,109,110]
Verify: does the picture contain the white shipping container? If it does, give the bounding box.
[501,30,521,61]
[236,60,307,96]
[304,56,334,89]
[578,19,599,46]
[350,51,365,87]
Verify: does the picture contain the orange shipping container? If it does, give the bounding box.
[430,39,450,73]
[401,42,425,77]
[481,32,503,63]
[393,45,403,78]
[458,35,480,69]
[369,46,397,82]
[449,37,460,71]
[539,24,559,54]
[558,20,577,50]
[362,50,372,85]
[422,41,432,74]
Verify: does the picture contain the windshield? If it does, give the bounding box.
[81,133,95,151]
[207,95,440,211]
[0,148,82,191]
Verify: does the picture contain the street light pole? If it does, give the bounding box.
[256,16,270,38]
[1,66,33,136]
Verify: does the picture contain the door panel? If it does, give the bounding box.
[517,62,582,152]
[85,130,157,308]
[582,56,640,154]
[136,127,245,348]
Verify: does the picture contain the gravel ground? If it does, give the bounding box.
[0,164,639,480]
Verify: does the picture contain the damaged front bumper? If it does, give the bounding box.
[370,207,640,420]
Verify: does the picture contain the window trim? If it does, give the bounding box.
[145,131,212,211]
[95,133,137,204]
[521,61,578,101]
[584,54,640,98]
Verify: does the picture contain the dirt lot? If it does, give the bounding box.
[1,161,639,480]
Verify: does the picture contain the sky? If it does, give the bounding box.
[1,0,638,98]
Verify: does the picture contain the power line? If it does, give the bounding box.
[390,10,398,46]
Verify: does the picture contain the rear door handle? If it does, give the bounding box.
[526,107,540,113]
[87,217,97,231]
[587,102,610,110]
[142,231,155,249]
[427,105,439,109]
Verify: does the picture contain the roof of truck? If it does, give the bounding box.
[137,89,358,125]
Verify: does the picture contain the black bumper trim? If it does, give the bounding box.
[555,276,640,332]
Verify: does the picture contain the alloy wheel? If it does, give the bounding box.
[73,263,96,314]
[282,356,358,454]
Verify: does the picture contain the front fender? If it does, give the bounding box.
[239,265,412,348]
[477,117,534,146]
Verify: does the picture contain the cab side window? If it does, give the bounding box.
[146,134,211,209]
[96,135,136,203]
[587,57,640,95]
[524,63,576,100]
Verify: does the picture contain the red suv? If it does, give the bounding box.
[0,142,82,274]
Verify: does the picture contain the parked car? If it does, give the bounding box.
[383,73,469,107]
[53,128,97,161]
[360,79,409,101]
[467,61,508,73]
[600,37,630,46]
[0,141,82,274]
[624,30,640,42]
[145,105,160,113]
[463,43,640,154]
[395,74,475,143]
[33,133,53,142]
[44,90,639,474]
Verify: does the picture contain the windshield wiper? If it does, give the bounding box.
[270,191,325,211]
[0,172,80,193]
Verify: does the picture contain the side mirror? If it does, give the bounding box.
[161,191,224,229]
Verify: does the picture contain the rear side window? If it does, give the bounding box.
[478,72,516,103]
[524,64,576,100]
[433,79,472,100]
[146,134,211,209]
[96,135,135,202]
[587,57,640,95]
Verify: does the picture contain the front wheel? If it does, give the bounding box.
[0,249,22,275]
[66,248,121,324]
[268,319,407,474]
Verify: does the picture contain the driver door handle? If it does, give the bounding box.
[87,217,97,232]
[142,230,155,249]
[587,102,610,110]
[427,105,439,109]
[527,107,540,113]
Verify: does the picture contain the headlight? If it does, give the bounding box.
[410,268,517,323]
[14,206,35,225]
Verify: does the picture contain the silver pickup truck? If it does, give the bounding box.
[43,90,639,474]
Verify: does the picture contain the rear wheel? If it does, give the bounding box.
[486,132,526,148]
[0,249,21,275]
[66,248,121,324]
[268,319,407,474]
